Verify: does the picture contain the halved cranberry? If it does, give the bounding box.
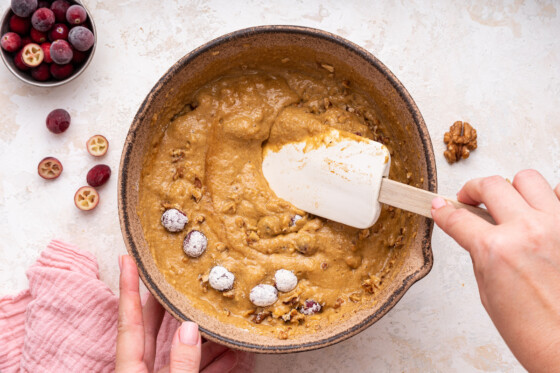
[9,14,31,35]
[38,157,62,179]
[21,43,44,67]
[86,135,108,157]
[74,186,99,211]
[86,164,111,187]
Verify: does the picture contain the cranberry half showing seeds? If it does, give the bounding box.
[21,43,44,67]
[86,135,108,157]
[38,157,62,179]
[74,186,99,211]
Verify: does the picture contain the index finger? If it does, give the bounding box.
[116,255,145,369]
[456,175,530,223]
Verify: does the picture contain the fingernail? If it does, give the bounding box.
[118,255,123,271]
[179,321,199,345]
[432,197,446,210]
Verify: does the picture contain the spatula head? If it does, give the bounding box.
[262,128,391,229]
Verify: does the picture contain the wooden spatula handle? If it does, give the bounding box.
[378,178,495,224]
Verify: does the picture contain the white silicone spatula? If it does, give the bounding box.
[262,128,494,229]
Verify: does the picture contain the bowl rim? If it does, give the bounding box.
[0,0,97,88]
[119,25,436,353]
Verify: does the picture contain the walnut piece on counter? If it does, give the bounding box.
[443,121,478,164]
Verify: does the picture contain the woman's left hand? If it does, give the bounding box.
[115,254,247,372]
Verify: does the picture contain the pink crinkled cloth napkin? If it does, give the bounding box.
[0,240,251,372]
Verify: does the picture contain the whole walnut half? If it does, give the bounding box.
[443,121,478,164]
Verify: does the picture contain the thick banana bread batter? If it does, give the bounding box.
[138,68,414,339]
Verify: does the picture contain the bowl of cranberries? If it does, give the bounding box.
[0,0,96,87]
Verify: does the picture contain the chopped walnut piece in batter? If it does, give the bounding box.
[443,121,478,164]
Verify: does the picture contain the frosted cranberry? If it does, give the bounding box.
[183,230,207,258]
[40,42,52,62]
[31,63,50,81]
[50,0,70,22]
[299,299,322,315]
[71,47,87,63]
[74,186,99,211]
[1,32,22,52]
[46,108,70,133]
[9,15,31,35]
[50,62,73,79]
[30,27,47,43]
[86,164,111,187]
[14,50,30,71]
[31,8,55,32]
[21,43,44,67]
[68,26,93,51]
[11,0,37,17]
[161,209,188,233]
[50,39,72,64]
[49,23,68,41]
[38,157,62,179]
[66,5,86,25]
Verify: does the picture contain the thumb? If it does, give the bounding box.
[168,322,202,373]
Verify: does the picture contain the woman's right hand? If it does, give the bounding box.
[431,170,560,372]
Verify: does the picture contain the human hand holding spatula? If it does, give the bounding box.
[262,128,495,229]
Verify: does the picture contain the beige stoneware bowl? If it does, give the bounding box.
[118,25,436,353]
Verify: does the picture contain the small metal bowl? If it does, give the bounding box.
[0,0,96,87]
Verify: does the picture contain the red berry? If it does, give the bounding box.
[37,0,49,8]
[50,39,72,64]
[50,0,70,23]
[50,62,73,80]
[66,5,87,24]
[9,14,31,35]
[11,0,38,17]
[21,43,44,67]
[86,164,111,187]
[38,157,62,179]
[71,47,87,63]
[46,108,70,133]
[49,23,68,41]
[1,32,22,52]
[86,135,109,157]
[31,8,55,32]
[20,36,32,46]
[40,42,52,63]
[30,27,47,43]
[68,26,93,51]
[74,186,99,211]
[31,62,50,81]
[14,50,30,71]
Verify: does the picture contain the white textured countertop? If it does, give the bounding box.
[1,1,558,371]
